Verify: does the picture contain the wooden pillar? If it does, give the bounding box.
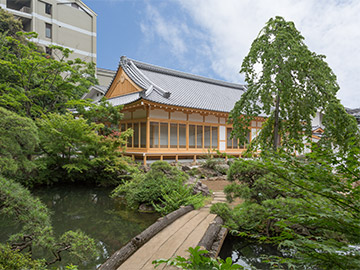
[225,155,228,162]
[131,155,135,161]
[143,155,147,166]
[146,106,150,149]
[193,155,197,163]
[175,155,178,163]
[160,155,163,161]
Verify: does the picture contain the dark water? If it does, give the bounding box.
[219,235,282,269]
[0,184,159,269]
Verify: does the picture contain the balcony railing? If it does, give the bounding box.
[19,6,31,14]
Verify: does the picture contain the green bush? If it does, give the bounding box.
[112,161,207,215]
[0,244,47,270]
[153,246,242,269]
[226,159,287,204]
[202,157,228,175]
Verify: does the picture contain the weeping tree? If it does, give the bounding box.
[230,16,340,152]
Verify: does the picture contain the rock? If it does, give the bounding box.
[207,175,227,181]
[186,177,210,196]
[182,165,191,172]
[138,204,155,213]
[215,163,229,174]
[139,165,150,173]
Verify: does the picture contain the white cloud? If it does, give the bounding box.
[143,0,360,108]
[140,4,188,56]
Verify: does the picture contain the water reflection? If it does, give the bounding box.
[0,184,159,269]
[219,235,282,270]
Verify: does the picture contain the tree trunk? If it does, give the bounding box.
[273,94,280,151]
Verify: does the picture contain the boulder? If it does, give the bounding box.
[138,204,155,213]
[186,177,210,196]
[215,163,229,174]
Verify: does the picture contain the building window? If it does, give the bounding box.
[45,3,52,15]
[160,123,168,148]
[45,23,52,38]
[45,46,52,56]
[170,124,178,148]
[150,122,159,148]
[140,122,146,148]
[189,125,196,148]
[227,128,250,149]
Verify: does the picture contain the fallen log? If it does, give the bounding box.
[99,205,194,270]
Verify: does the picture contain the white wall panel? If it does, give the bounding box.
[150,109,168,119]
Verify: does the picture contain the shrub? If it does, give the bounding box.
[0,244,47,270]
[112,161,207,215]
[153,246,242,269]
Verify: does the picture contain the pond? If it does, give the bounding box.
[0,184,159,269]
[219,235,283,269]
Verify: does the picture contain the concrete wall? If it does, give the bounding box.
[2,0,97,64]
[97,68,116,87]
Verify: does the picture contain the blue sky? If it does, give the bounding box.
[84,0,360,108]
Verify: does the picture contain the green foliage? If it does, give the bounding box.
[153,183,206,215]
[0,176,99,266]
[0,175,54,250]
[202,157,228,175]
[0,107,39,183]
[0,243,47,270]
[320,101,360,157]
[0,29,96,119]
[230,16,339,152]
[35,112,134,186]
[153,246,242,269]
[0,8,23,37]
[69,98,125,137]
[213,151,360,269]
[58,230,99,264]
[112,161,207,215]
[225,159,286,204]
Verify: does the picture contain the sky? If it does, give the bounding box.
[84,0,360,108]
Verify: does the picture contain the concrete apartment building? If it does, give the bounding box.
[1,0,97,64]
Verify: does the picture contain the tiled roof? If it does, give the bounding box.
[106,56,246,113]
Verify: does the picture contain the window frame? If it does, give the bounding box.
[45,3,52,15]
[45,23,52,38]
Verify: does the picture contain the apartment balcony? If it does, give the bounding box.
[6,0,32,20]
[6,0,31,12]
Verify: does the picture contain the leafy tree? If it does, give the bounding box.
[230,16,339,152]
[0,244,47,270]
[0,31,97,119]
[35,112,133,186]
[0,107,38,183]
[0,8,23,37]
[212,150,360,269]
[68,97,126,137]
[0,176,99,266]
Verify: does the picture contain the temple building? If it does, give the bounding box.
[104,56,265,164]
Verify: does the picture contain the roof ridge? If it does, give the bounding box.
[130,58,245,91]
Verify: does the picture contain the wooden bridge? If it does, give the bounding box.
[100,192,227,270]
